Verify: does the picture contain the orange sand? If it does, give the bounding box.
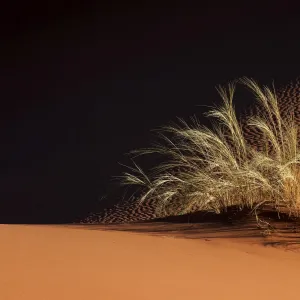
[1,224,300,300]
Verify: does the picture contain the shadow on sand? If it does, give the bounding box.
[65,207,300,251]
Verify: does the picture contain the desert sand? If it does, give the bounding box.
[1,224,300,300]
[3,79,300,299]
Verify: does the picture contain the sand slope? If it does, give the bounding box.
[1,224,300,300]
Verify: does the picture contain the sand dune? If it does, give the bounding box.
[4,80,300,299]
[1,224,300,300]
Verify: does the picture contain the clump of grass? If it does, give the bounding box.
[119,78,300,219]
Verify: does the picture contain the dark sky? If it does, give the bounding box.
[1,1,300,223]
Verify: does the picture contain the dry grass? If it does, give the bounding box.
[119,78,300,219]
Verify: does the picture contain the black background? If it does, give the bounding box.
[1,1,300,223]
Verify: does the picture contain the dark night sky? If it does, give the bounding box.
[1,1,300,223]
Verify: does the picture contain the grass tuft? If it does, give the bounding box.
[119,78,300,219]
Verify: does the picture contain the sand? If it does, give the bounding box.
[4,80,300,299]
[1,224,300,300]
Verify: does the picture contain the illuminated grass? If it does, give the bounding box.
[120,78,300,219]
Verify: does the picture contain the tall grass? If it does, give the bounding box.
[120,78,300,218]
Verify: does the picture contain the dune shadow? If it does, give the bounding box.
[263,238,300,252]
[65,207,300,250]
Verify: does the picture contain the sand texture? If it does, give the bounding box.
[1,224,300,300]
